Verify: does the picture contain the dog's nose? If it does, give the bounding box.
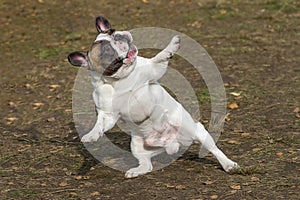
[123,31,133,43]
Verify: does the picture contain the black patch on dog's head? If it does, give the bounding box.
[103,57,125,76]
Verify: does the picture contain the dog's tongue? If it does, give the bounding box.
[127,49,136,59]
[124,45,137,65]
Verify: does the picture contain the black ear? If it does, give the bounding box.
[68,51,88,67]
[96,16,112,33]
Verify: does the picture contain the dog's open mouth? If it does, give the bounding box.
[103,45,137,76]
[124,45,137,65]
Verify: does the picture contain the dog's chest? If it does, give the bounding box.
[113,84,154,123]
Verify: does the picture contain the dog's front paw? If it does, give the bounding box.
[81,131,102,143]
[167,35,181,54]
[125,165,153,178]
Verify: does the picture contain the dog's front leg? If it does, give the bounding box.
[81,111,104,143]
[146,35,180,80]
[81,110,119,143]
[151,35,180,64]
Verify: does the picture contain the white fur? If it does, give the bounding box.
[95,33,111,42]
[81,35,239,178]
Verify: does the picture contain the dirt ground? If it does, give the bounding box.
[0,0,299,199]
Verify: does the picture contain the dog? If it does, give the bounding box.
[68,16,239,178]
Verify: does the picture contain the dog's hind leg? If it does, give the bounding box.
[125,134,163,178]
[178,109,238,172]
[193,122,239,172]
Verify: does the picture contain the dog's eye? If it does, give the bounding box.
[102,43,114,56]
[114,34,121,41]
[114,34,125,42]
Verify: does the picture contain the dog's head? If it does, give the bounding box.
[68,16,138,78]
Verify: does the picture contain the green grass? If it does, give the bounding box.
[265,0,299,12]
[39,46,72,59]
[195,88,211,104]
[39,47,63,59]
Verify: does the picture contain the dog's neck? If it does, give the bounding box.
[90,71,116,86]
[101,76,118,85]
[90,59,137,87]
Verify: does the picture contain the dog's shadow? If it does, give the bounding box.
[68,128,219,175]
[178,147,219,166]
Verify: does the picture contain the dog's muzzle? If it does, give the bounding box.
[103,45,137,76]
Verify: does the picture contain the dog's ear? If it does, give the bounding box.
[68,51,88,67]
[95,16,112,33]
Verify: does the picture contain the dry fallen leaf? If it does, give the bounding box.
[6,117,18,122]
[24,83,33,89]
[230,92,241,97]
[8,101,17,107]
[49,84,60,91]
[69,192,78,197]
[210,195,218,199]
[288,149,295,154]
[241,132,250,137]
[175,185,186,190]
[6,117,18,124]
[220,9,227,14]
[7,181,14,185]
[32,102,44,109]
[187,21,201,28]
[230,190,237,195]
[203,180,214,185]
[293,107,300,118]
[41,183,47,187]
[13,133,28,138]
[91,191,100,196]
[59,181,68,187]
[251,176,260,182]
[230,184,241,190]
[69,153,81,158]
[227,140,241,145]
[47,117,55,122]
[166,184,175,189]
[252,148,262,152]
[165,184,186,190]
[90,167,96,171]
[228,103,239,109]
[276,152,283,157]
[225,113,231,122]
[50,146,64,153]
[64,109,72,113]
[289,13,300,17]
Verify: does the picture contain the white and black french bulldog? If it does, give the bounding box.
[68,16,239,178]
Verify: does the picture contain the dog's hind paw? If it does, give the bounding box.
[224,162,240,172]
[165,142,180,155]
